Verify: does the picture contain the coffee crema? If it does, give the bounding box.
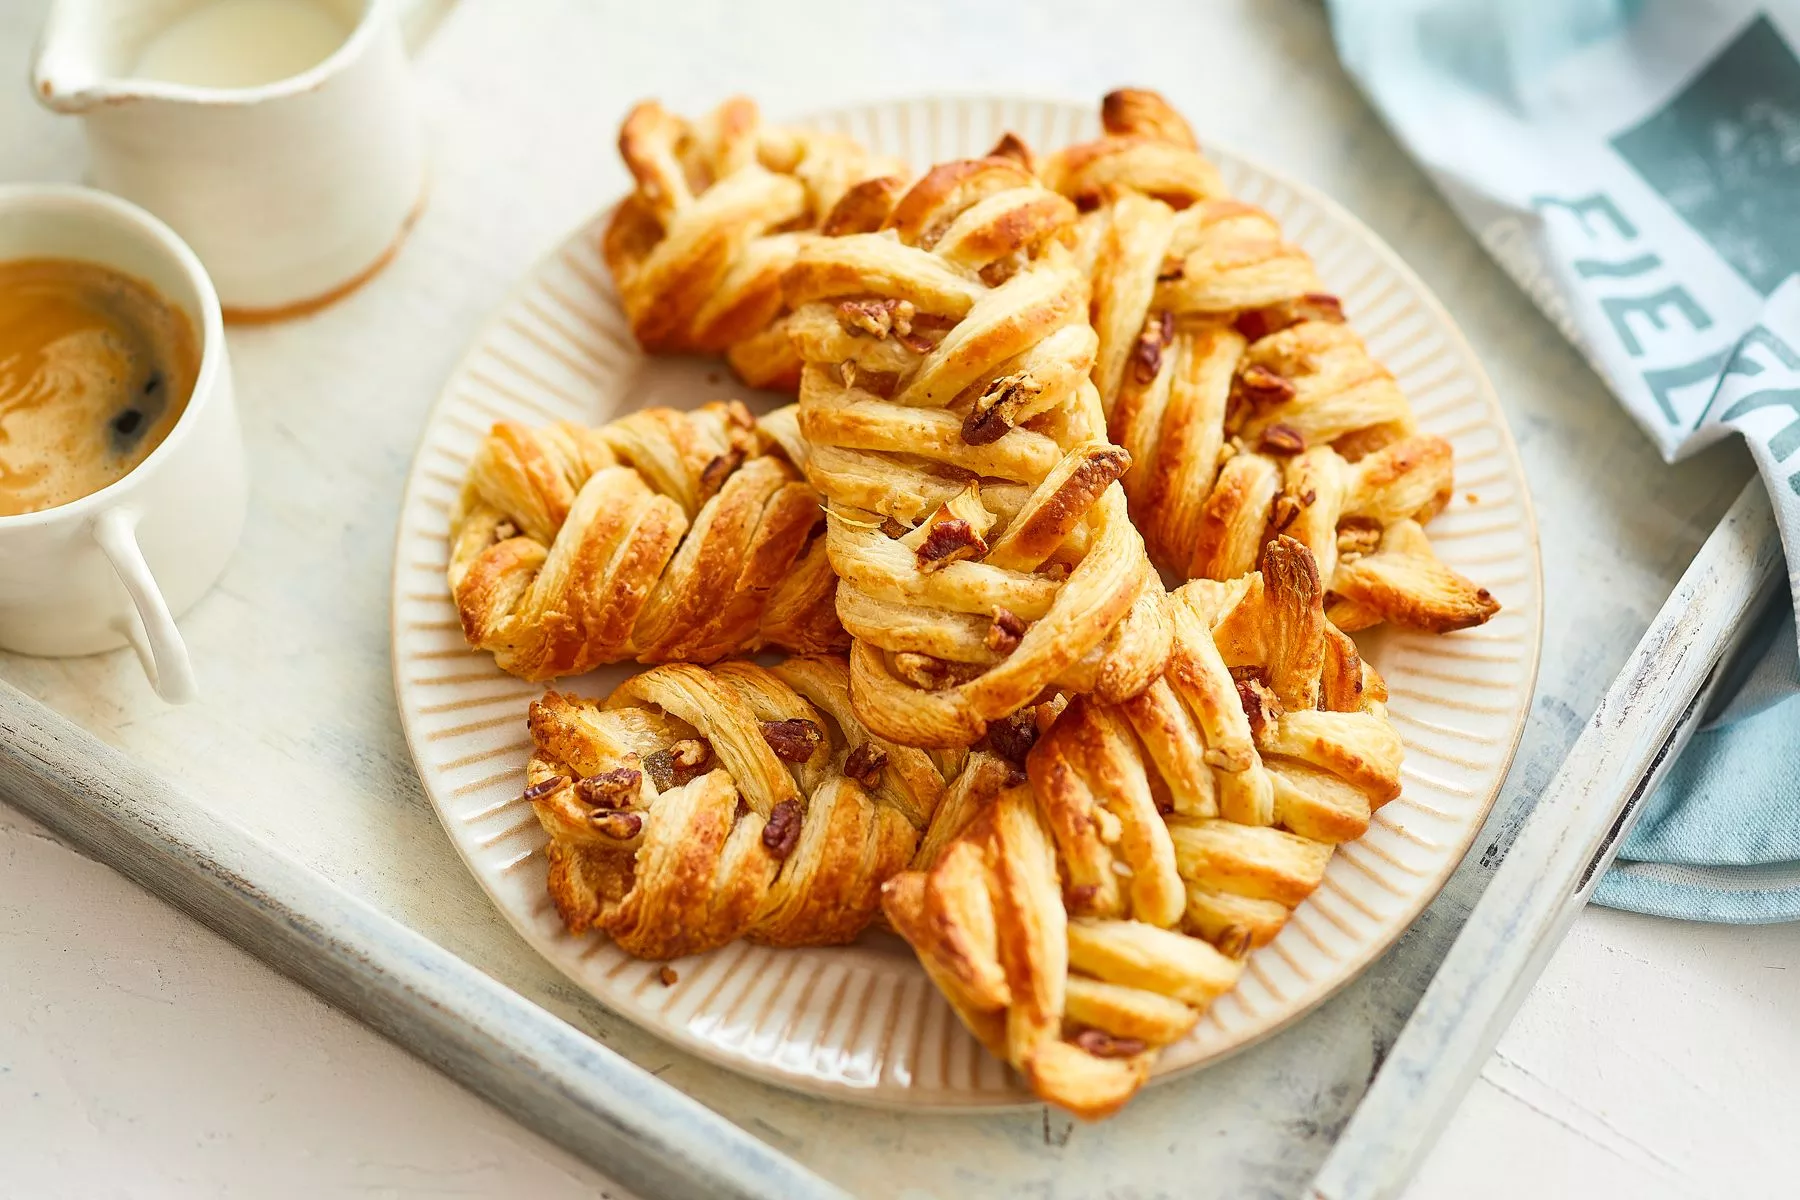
[0,258,199,517]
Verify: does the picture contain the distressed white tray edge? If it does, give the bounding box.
[1311,480,1784,1200]
[0,692,841,1200]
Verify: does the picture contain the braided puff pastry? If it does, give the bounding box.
[603,97,899,391]
[1041,90,1497,634]
[523,655,961,956]
[781,150,1171,749]
[882,536,1402,1118]
[449,401,844,681]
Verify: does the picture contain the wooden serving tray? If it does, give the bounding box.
[0,3,1763,1196]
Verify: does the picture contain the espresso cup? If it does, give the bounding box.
[0,184,247,702]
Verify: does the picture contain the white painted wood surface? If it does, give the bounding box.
[0,0,1786,1196]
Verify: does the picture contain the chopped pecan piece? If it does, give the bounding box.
[1257,423,1306,456]
[760,718,824,762]
[669,739,709,771]
[844,742,888,787]
[985,607,1028,654]
[698,450,743,500]
[1235,364,1297,409]
[962,371,1042,445]
[1270,493,1302,534]
[915,517,987,571]
[854,368,902,397]
[893,652,953,691]
[1235,676,1281,736]
[591,810,644,840]
[762,799,803,859]
[880,516,911,539]
[1073,1029,1147,1059]
[895,327,936,355]
[522,775,567,804]
[658,965,680,987]
[837,297,917,341]
[1131,310,1176,384]
[984,709,1039,765]
[1336,517,1383,561]
[1233,293,1346,341]
[575,767,642,811]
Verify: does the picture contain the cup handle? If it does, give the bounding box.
[92,508,198,704]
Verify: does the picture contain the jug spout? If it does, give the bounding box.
[30,0,156,113]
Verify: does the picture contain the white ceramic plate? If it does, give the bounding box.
[391,95,1543,1108]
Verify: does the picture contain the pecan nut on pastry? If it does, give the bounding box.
[449,400,845,681]
[1039,90,1497,634]
[602,97,901,392]
[523,654,974,957]
[779,146,1172,749]
[882,536,1404,1119]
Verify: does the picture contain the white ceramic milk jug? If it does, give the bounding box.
[32,0,426,320]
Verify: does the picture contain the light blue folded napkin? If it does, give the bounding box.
[1595,600,1800,921]
[1325,0,1800,921]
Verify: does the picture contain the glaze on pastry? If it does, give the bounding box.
[780,149,1171,748]
[603,97,900,391]
[1041,90,1498,633]
[449,401,844,680]
[882,536,1403,1118]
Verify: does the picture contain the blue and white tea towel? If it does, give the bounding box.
[1326,0,1800,921]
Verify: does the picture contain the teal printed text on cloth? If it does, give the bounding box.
[1327,0,1800,921]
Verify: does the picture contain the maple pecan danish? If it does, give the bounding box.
[523,654,982,956]
[1041,89,1497,634]
[882,536,1403,1118]
[603,97,901,391]
[781,149,1171,749]
[449,400,844,680]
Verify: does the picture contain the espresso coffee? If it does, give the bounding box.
[0,258,199,517]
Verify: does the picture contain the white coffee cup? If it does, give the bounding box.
[0,184,247,702]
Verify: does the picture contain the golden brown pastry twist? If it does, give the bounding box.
[524,654,973,957]
[780,149,1171,749]
[449,400,844,680]
[603,97,900,391]
[1041,90,1497,633]
[882,536,1403,1118]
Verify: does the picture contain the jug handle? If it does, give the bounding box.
[93,507,198,704]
